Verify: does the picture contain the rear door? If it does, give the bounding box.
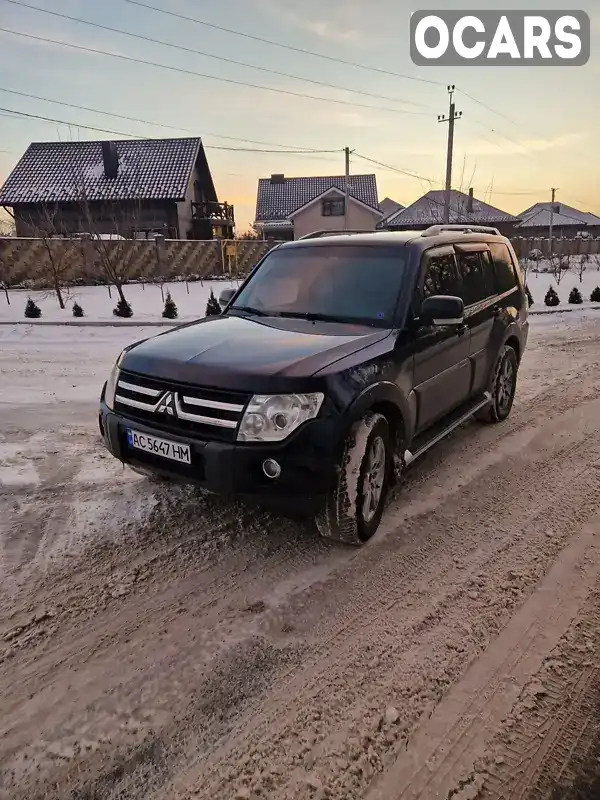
[453,243,497,396]
[412,247,471,432]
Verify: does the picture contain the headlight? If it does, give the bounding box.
[237,393,324,442]
[104,350,126,411]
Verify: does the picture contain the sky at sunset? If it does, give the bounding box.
[1,0,599,231]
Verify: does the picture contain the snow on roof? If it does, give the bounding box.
[255,174,379,222]
[0,138,207,204]
[385,189,518,227]
[516,202,600,228]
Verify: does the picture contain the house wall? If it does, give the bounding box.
[13,200,179,238]
[176,170,196,240]
[292,200,381,239]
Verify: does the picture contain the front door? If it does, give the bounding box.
[412,248,471,433]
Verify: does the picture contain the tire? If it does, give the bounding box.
[476,344,519,424]
[315,413,391,545]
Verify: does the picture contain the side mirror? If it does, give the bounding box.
[218,288,235,309]
[420,295,464,327]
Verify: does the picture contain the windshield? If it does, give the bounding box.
[231,245,406,326]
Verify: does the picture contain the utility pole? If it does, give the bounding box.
[548,187,558,255]
[438,85,462,224]
[344,146,351,230]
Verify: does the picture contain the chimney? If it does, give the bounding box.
[102,141,119,179]
[270,173,285,185]
[467,187,474,213]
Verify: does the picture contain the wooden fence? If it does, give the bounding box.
[0,237,279,289]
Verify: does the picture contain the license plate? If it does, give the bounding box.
[126,429,191,464]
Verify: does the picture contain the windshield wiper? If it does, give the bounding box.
[275,311,375,325]
[229,305,270,317]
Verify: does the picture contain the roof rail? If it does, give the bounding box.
[297,229,378,240]
[421,224,501,237]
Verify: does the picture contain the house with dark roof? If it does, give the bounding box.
[0,137,234,240]
[253,173,382,240]
[380,188,519,237]
[516,201,600,239]
[379,197,405,223]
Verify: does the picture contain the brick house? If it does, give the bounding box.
[0,137,234,240]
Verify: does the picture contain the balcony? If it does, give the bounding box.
[192,200,235,226]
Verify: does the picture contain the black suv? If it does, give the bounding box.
[99,225,528,545]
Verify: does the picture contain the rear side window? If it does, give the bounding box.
[489,242,519,294]
[455,251,495,306]
[423,253,461,298]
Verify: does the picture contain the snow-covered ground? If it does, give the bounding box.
[0,279,242,324]
[0,268,599,324]
[525,265,600,311]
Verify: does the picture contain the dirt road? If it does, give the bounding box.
[1,314,600,800]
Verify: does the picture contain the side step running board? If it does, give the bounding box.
[404,392,492,467]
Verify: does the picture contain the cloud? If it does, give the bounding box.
[252,0,365,45]
[299,18,362,44]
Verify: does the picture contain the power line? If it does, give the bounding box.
[353,152,441,187]
[0,87,335,153]
[119,0,444,88]
[0,107,342,154]
[468,118,538,162]
[2,0,428,112]
[0,27,429,118]
[485,189,547,196]
[117,0,532,139]
[456,89,521,129]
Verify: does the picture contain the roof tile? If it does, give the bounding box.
[0,138,202,204]
[385,189,518,227]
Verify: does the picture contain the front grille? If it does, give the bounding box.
[114,370,250,442]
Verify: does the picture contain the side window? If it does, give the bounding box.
[455,250,495,306]
[489,242,519,294]
[422,253,461,299]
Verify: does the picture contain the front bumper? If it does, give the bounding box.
[98,401,337,512]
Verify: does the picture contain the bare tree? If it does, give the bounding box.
[575,251,590,284]
[235,229,261,241]
[0,236,10,305]
[68,154,145,304]
[21,204,75,309]
[519,253,533,285]
[548,252,571,285]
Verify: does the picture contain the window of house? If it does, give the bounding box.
[489,242,519,294]
[455,250,495,306]
[422,253,462,299]
[322,199,345,217]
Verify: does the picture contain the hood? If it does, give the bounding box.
[120,313,391,392]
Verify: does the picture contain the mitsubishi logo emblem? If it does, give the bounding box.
[157,391,177,416]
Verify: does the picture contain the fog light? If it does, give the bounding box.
[262,458,281,479]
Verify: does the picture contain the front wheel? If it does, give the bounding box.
[477,345,519,424]
[315,413,391,546]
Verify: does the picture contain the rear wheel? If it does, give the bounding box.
[315,413,391,545]
[476,344,519,424]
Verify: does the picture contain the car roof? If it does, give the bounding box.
[276,228,512,254]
